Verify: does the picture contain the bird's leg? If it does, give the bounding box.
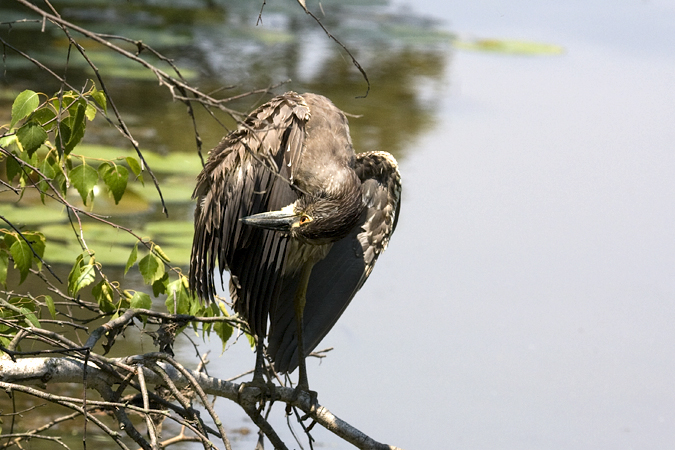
[252,336,266,384]
[239,336,276,403]
[293,260,317,404]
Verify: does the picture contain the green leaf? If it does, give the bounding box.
[119,294,130,310]
[44,295,56,319]
[202,321,212,338]
[85,102,97,121]
[102,164,129,204]
[212,301,224,317]
[165,279,189,314]
[130,291,152,310]
[24,232,46,270]
[0,134,17,149]
[68,255,96,296]
[10,240,32,284]
[37,158,57,203]
[189,294,202,316]
[16,121,48,157]
[59,92,78,111]
[92,279,115,313]
[246,332,256,351]
[0,252,8,287]
[124,242,138,275]
[18,142,38,173]
[9,296,35,311]
[138,253,165,285]
[125,156,142,176]
[152,272,168,297]
[68,254,84,292]
[0,335,11,352]
[32,106,56,131]
[11,90,40,129]
[5,152,21,182]
[20,307,40,328]
[70,163,99,205]
[52,170,68,197]
[214,321,233,351]
[65,103,86,154]
[3,233,19,248]
[71,264,96,295]
[97,161,112,178]
[125,156,144,185]
[91,88,107,112]
[55,121,71,155]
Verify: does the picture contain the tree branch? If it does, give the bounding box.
[0,356,404,450]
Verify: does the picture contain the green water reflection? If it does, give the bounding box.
[1,0,450,267]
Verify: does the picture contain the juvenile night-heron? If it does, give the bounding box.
[189,92,401,392]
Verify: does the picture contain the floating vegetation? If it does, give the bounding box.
[453,38,565,55]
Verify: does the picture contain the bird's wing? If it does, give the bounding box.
[268,151,402,373]
[189,92,310,337]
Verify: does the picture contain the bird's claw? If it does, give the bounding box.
[287,384,318,413]
[238,377,277,404]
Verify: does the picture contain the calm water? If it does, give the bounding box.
[309,2,675,449]
[2,1,675,449]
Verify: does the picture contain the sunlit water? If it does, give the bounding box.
[213,2,675,449]
[288,2,675,449]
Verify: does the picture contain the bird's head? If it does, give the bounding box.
[240,190,363,245]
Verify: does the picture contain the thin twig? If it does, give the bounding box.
[148,363,213,450]
[295,0,370,98]
[146,354,232,450]
[136,365,159,450]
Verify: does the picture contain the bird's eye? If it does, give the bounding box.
[299,215,312,225]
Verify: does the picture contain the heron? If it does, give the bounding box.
[189,92,401,394]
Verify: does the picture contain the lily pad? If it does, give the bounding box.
[0,202,68,226]
[40,222,138,247]
[44,240,134,266]
[140,153,202,177]
[71,144,135,161]
[88,185,151,216]
[383,24,454,45]
[136,176,197,203]
[143,220,194,236]
[453,38,565,55]
[74,144,202,176]
[142,220,193,257]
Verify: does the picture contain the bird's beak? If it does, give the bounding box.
[240,210,297,231]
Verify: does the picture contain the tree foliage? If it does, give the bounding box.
[1,84,230,334]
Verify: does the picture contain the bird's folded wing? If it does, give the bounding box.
[189,92,310,337]
[268,151,401,373]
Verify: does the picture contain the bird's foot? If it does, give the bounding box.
[287,383,318,413]
[238,376,277,404]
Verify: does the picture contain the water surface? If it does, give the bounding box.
[1,1,674,449]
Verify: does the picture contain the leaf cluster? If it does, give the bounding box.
[0,86,236,356]
[1,87,145,206]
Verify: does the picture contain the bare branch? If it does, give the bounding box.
[0,356,405,450]
[295,0,371,98]
[136,365,159,450]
